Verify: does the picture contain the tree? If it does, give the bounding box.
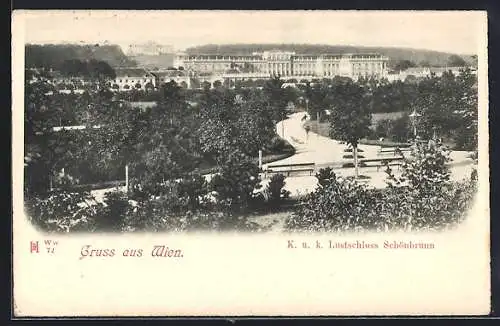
[60,59,86,77]
[210,150,261,212]
[86,59,116,80]
[452,68,478,150]
[285,171,380,232]
[236,93,276,155]
[241,62,255,73]
[392,60,417,72]
[190,78,201,89]
[381,141,475,231]
[144,82,154,92]
[265,173,290,206]
[24,78,78,194]
[390,114,411,142]
[470,55,478,68]
[329,81,371,178]
[315,167,336,188]
[447,55,467,67]
[303,82,329,121]
[201,81,211,90]
[411,71,466,140]
[419,61,431,67]
[263,76,288,122]
[25,190,102,232]
[213,80,222,89]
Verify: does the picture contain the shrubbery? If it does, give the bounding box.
[210,151,262,212]
[25,190,102,233]
[315,167,335,188]
[94,191,130,231]
[285,143,477,232]
[373,115,411,142]
[122,196,261,233]
[264,173,291,206]
[286,174,381,232]
[27,183,265,233]
[26,148,269,233]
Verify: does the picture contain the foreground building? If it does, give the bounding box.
[149,69,192,88]
[113,68,156,91]
[385,66,475,82]
[174,50,390,80]
[112,68,194,91]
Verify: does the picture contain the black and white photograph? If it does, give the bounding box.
[20,11,483,234]
[12,10,490,316]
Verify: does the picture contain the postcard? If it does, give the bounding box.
[12,10,490,316]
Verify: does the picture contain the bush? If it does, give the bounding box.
[386,141,451,192]
[266,136,294,154]
[377,178,476,232]
[380,141,474,231]
[25,190,102,232]
[122,196,262,233]
[265,173,291,206]
[210,151,262,211]
[94,191,130,231]
[375,119,393,138]
[178,172,209,210]
[285,175,381,232]
[315,167,336,188]
[390,114,411,142]
[342,154,365,159]
[341,162,367,168]
[343,148,364,153]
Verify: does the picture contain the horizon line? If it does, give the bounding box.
[24,41,476,57]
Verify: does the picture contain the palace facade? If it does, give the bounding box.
[127,42,174,56]
[174,50,390,79]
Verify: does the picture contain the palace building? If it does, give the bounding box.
[127,42,174,56]
[174,50,390,80]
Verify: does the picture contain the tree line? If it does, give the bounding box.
[25,44,136,69]
[302,69,478,152]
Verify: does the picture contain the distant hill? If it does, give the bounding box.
[25,44,137,69]
[185,44,475,67]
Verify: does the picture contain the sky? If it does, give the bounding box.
[15,10,486,55]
